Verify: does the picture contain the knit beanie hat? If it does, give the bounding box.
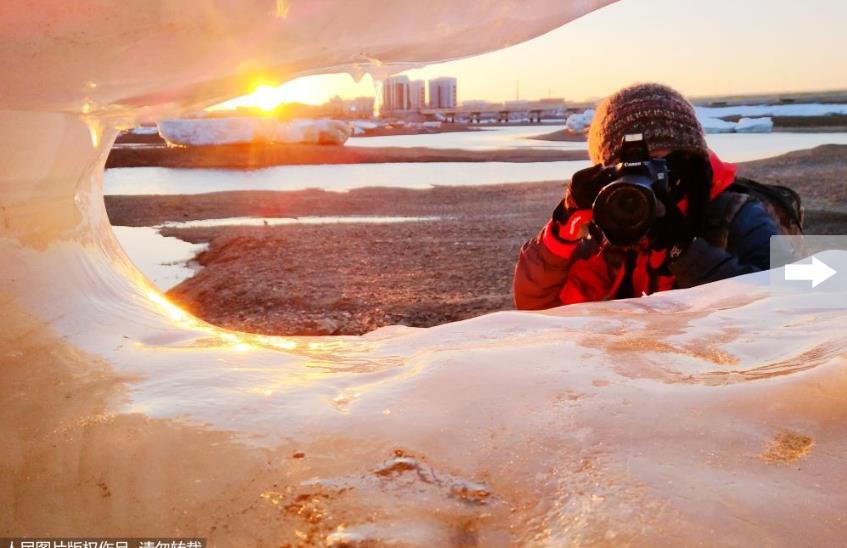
[587,83,708,165]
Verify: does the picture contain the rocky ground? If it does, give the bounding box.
[106,145,847,336]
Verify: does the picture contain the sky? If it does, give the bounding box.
[217,0,847,109]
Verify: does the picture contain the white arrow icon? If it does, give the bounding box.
[784,257,837,288]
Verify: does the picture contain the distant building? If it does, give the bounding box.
[382,75,411,113]
[428,77,457,109]
[344,96,375,118]
[326,95,344,116]
[409,80,426,111]
[318,95,374,119]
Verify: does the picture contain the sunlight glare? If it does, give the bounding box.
[209,73,375,112]
[214,80,329,112]
[250,85,286,112]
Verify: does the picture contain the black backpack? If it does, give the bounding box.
[731,177,804,234]
[707,177,804,251]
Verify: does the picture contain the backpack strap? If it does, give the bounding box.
[703,191,751,250]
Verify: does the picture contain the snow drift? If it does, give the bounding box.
[568,107,775,134]
[694,102,847,134]
[699,115,774,134]
[697,102,847,119]
[157,117,352,146]
[1,1,846,546]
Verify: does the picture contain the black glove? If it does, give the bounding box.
[649,186,695,257]
[566,164,617,210]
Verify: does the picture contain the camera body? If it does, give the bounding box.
[592,134,670,247]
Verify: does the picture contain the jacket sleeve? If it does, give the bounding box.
[513,214,603,310]
[668,199,778,288]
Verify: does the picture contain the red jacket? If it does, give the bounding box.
[513,151,777,309]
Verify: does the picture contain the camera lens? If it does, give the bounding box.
[593,179,657,246]
[607,186,650,223]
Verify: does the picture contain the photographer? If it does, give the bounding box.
[514,83,781,309]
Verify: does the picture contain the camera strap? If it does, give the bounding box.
[613,250,638,300]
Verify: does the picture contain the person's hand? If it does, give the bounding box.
[547,200,603,259]
[649,187,695,258]
[565,164,617,210]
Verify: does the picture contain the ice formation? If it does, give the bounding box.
[568,107,777,135]
[565,108,595,133]
[157,117,352,146]
[696,102,847,119]
[1,1,846,545]
[735,116,775,133]
[698,116,739,133]
[698,115,774,134]
[349,119,380,135]
[128,126,160,135]
[693,102,847,134]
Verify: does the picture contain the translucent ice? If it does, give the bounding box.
[1,1,845,545]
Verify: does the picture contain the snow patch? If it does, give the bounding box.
[698,115,774,134]
[565,109,595,133]
[735,117,775,134]
[699,116,739,134]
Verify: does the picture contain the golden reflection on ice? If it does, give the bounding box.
[137,284,420,405]
[83,115,102,147]
[275,0,290,19]
[142,288,306,353]
[145,288,196,325]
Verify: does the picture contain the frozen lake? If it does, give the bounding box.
[105,127,847,195]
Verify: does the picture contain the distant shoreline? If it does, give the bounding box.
[105,143,587,169]
[109,118,847,169]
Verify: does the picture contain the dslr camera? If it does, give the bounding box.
[592,133,672,247]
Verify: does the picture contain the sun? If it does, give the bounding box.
[249,85,286,112]
[211,79,330,112]
[209,73,375,112]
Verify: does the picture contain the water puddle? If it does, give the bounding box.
[103,161,584,194]
[111,226,207,291]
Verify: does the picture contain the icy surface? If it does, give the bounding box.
[699,116,739,133]
[128,126,160,135]
[2,1,847,545]
[736,116,775,133]
[699,115,774,134]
